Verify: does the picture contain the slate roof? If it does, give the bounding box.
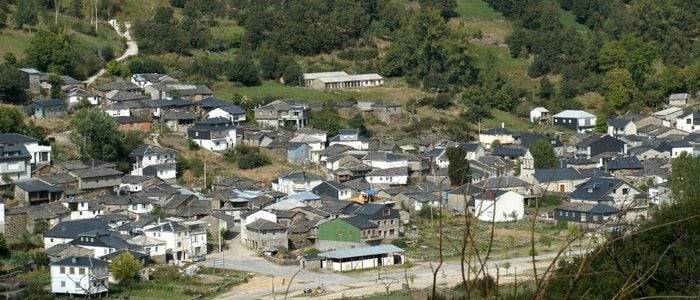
[606,156,643,171]
[366,167,408,177]
[33,98,65,107]
[533,168,585,182]
[44,219,110,239]
[0,133,38,144]
[556,202,619,214]
[51,256,109,268]
[0,145,30,161]
[145,222,187,232]
[341,215,377,230]
[279,171,323,183]
[218,105,245,115]
[199,97,230,109]
[492,147,526,157]
[70,167,123,179]
[96,81,140,92]
[362,151,406,162]
[608,117,632,128]
[569,177,624,202]
[246,218,287,231]
[475,175,530,189]
[14,179,63,193]
[100,249,149,261]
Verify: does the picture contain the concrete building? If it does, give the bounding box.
[187,118,237,151]
[303,72,384,90]
[254,100,310,129]
[552,110,597,133]
[129,144,177,181]
[318,245,405,272]
[530,107,549,123]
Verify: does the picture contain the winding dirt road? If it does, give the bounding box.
[83,20,138,85]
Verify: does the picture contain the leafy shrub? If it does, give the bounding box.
[336,47,378,61]
[151,265,182,282]
[224,145,271,169]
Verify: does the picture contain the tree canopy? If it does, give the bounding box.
[111,252,142,285]
[530,139,558,169]
[446,146,471,186]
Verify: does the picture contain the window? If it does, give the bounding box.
[177,242,182,247]
[60,267,65,274]
[79,268,85,275]
[61,281,66,288]
[622,188,629,195]
[69,267,75,274]
[50,238,54,242]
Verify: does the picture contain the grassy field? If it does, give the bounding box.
[456,0,504,20]
[405,211,573,262]
[212,79,429,104]
[116,0,171,21]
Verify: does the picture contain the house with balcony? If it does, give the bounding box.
[254,100,310,129]
[0,133,51,168]
[207,105,246,125]
[552,110,597,133]
[129,144,177,181]
[50,256,109,296]
[0,145,32,184]
[187,117,237,151]
[144,222,191,263]
[272,171,323,194]
[14,179,64,206]
[329,129,369,150]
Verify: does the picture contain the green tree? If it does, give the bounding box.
[15,0,38,29]
[0,65,26,103]
[281,59,302,86]
[25,29,77,76]
[347,114,369,137]
[111,252,142,285]
[602,68,635,110]
[669,153,700,204]
[309,109,343,136]
[446,146,471,186]
[47,74,64,99]
[0,105,27,133]
[530,139,558,169]
[539,77,554,99]
[71,108,123,161]
[598,36,658,84]
[227,57,260,86]
[595,114,608,133]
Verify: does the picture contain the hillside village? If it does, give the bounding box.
[0,63,698,298]
[0,0,698,298]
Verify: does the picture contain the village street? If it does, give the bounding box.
[201,235,587,300]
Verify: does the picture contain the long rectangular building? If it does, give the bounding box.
[303,72,384,90]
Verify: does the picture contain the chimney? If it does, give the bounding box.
[71,257,77,263]
[501,122,504,129]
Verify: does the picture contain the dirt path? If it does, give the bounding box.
[83,20,139,85]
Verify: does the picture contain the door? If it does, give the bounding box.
[559,184,566,193]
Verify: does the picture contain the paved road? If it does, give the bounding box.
[84,20,139,85]
[201,236,587,299]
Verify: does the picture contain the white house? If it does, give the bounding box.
[69,230,131,258]
[362,152,409,169]
[240,210,277,247]
[479,126,515,149]
[290,131,327,162]
[272,171,323,194]
[530,107,549,123]
[144,222,191,263]
[669,141,697,158]
[65,87,100,105]
[607,117,637,137]
[0,133,52,167]
[127,235,167,262]
[207,105,246,125]
[365,167,409,186]
[188,118,237,151]
[182,220,207,258]
[329,129,369,150]
[676,112,699,133]
[129,144,177,181]
[668,93,690,107]
[51,256,109,296]
[653,107,684,127]
[131,73,178,88]
[64,198,103,220]
[472,190,524,222]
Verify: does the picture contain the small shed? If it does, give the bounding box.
[318,245,405,272]
[530,107,549,123]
